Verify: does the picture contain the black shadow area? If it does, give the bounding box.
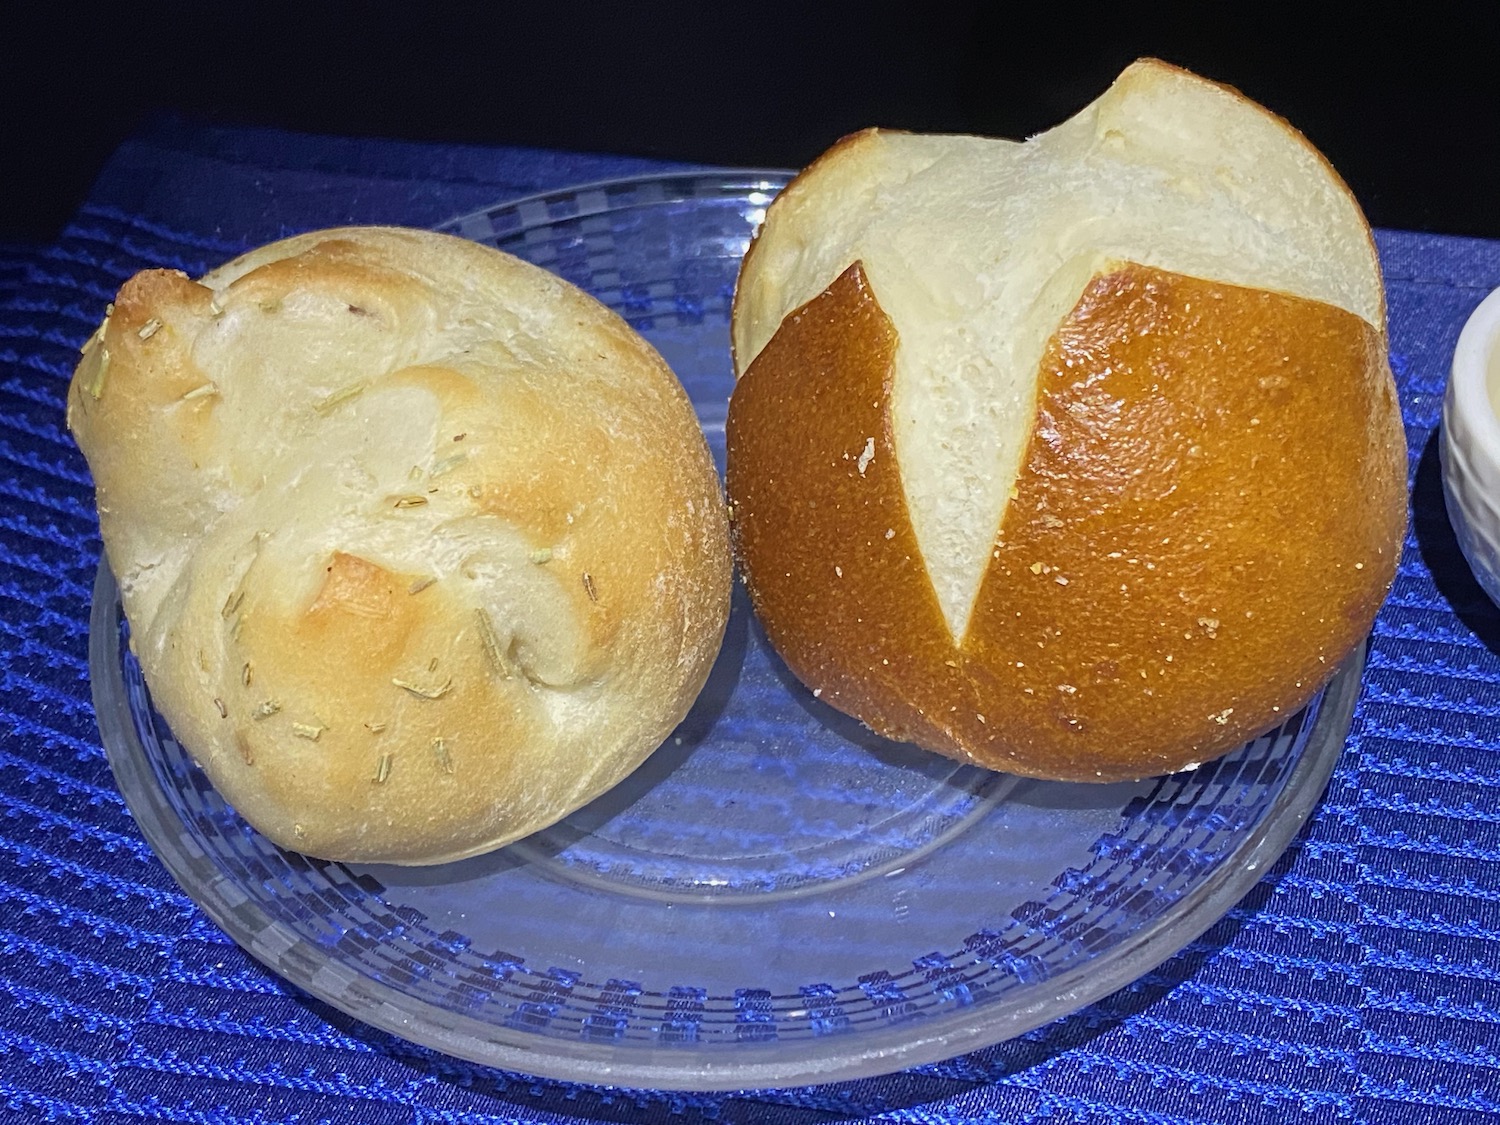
[1411,427,1500,655]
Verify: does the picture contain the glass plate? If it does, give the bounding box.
[89,171,1359,1091]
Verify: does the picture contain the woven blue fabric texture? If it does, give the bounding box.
[1,116,1498,1124]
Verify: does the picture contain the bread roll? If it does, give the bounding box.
[70,227,731,863]
[726,59,1406,782]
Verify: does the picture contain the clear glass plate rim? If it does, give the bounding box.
[89,565,1356,1091]
[434,166,799,237]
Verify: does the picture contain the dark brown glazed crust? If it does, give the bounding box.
[726,262,967,757]
[726,262,1406,781]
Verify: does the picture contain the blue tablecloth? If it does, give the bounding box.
[2,115,1499,1124]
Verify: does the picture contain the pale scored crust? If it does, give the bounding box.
[70,227,731,862]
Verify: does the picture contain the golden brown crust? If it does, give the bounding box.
[728,262,1405,781]
[71,227,732,862]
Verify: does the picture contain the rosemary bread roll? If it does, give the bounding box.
[71,227,731,863]
[727,59,1406,782]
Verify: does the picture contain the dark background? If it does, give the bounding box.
[4,2,1498,244]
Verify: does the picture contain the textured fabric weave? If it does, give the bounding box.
[0,116,1496,1123]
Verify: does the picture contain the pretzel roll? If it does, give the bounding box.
[71,227,731,863]
[727,60,1405,782]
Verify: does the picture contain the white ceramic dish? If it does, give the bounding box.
[1442,285,1500,606]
